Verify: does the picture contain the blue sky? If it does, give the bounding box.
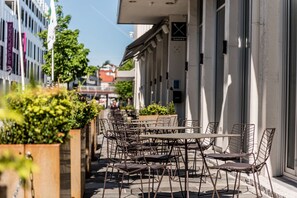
[49,0,134,66]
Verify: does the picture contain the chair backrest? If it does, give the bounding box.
[156,116,171,126]
[200,122,219,149]
[99,118,112,137]
[112,122,143,162]
[227,123,255,154]
[244,124,256,154]
[226,123,246,153]
[254,128,276,170]
[182,120,200,133]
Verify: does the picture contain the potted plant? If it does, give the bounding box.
[65,92,102,197]
[0,99,37,198]
[138,102,177,124]
[0,86,75,198]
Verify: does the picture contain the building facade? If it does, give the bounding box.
[0,0,48,93]
[118,0,297,196]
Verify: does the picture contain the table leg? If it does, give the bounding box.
[185,139,189,198]
[196,139,220,198]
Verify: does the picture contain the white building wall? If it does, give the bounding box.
[201,0,216,130]
[250,0,284,176]
[167,15,187,119]
[185,0,199,121]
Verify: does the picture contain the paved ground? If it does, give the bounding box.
[84,134,267,198]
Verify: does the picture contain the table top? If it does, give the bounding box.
[140,133,240,140]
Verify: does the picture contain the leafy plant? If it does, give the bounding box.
[114,81,133,100]
[0,87,75,144]
[139,102,176,115]
[70,92,103,129]
[167,101,176,115]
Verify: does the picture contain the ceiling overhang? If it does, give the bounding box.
[117,0,188,24]
[119,20,166,65]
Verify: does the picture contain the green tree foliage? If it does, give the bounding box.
[119,59,134,71]
[85,65,98,76]
[114,59,134,103]
[114,81,133,101]
[38,1,90,83]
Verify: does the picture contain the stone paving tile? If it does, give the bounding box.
[84,134,269,198]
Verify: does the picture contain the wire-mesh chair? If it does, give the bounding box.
[102,122,173,198]
[98,118,116,160]
[202,123,255,191]
[212,128,276,197]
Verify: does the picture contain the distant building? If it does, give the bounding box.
[0,0,49,93]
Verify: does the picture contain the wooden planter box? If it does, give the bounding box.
[138,114,178,125]
[138,115,159,121]
[0,144,61,198]
[0,145,25,198]
[69,129,83,198]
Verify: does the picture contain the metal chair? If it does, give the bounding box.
[203,123,255,191]
[186,122,219,172]
[98,118,116,160]
[102,122,173,198]
[212,128,276,197]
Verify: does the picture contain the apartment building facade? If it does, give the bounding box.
[0,0,48,93]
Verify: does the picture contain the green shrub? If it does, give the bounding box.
[139,102,176,115]
[0,87,75,144]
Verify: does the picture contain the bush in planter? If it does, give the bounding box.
[139,102,176,115]
[70,92,103,129]
[0,87,75,144]
[0,100,37,185]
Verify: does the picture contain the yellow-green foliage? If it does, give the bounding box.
[70,92,103,129]
[139,102,176,115]
[0,87,75,144]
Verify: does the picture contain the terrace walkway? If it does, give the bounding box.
[83,112,270,198]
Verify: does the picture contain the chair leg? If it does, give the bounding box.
[140,172,144,198]
[237,172,241,198]
[167,168,174,198]
[102,166,109,198]
[211,170,220,198]
[252,169,260,198]
[232,172,239,198]
[153,168,166,198]
[265,163,275,197]
[225,170,229,191]
[198,161,205,196]
[148,167,151,198]
[119,173,125,198]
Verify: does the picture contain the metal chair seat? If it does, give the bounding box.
[206,152,249,161]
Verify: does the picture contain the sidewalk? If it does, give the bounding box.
[84,135,267,198]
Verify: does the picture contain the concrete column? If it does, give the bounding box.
[162,33,169,106]
[185,0,199,121]
[201,0,216,128]
[168,15,187,119]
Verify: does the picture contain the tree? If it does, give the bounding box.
[38,1,90,83]
[114,81,133,101]
[114,59,134,106]
[118,59,134,71]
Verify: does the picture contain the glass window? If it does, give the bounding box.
[217,0,225,9]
